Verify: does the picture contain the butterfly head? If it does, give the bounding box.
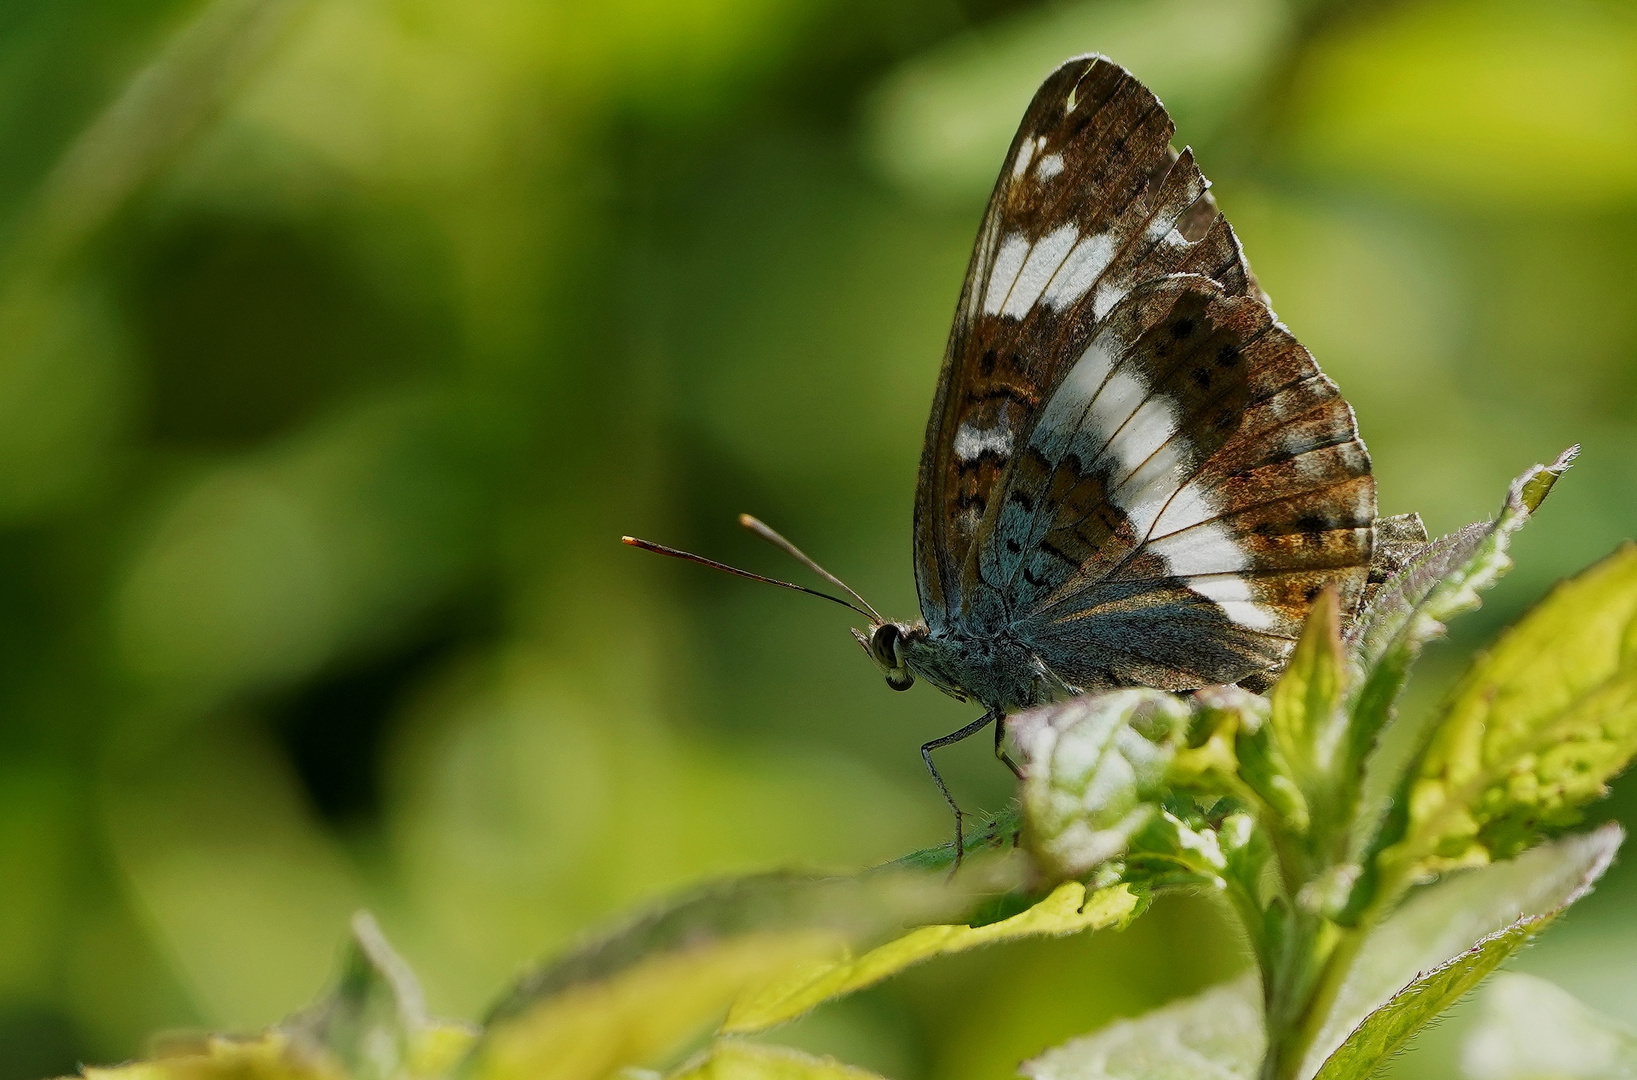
[852,620,925,692]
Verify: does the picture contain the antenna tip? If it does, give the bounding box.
[737,513,760,528]
[620,535,641,546]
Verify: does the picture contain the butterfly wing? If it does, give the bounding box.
[913,54,1259,625]
[983,275,1374,690]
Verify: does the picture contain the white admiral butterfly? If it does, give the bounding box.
[626,55,1374,847]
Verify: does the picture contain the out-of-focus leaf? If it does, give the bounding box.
[15,0,312,268]
[669,1040,890,1080]
[463,869,986,1080]
[0,0,311,524]
[114,392,493,694]
[1284,1,1637,208]
[1387,543,1637,876]
[864,0,1290,203]
[1012,690,1192,879]
[0,278,131,521]
[1270,587,1346,783]
[1020,973,1263,1080]
[281,912,474,1080]
[1301,825,1621,1080]
[73,1034,338,1079]
[720,880,1139,1035]
[1461,973,1637,1080]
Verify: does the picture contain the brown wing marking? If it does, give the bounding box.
[912,54,1257,625]
[973,279,1274,617]
[976,276,1373,689]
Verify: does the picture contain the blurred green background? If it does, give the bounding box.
[0,0,1633,1076]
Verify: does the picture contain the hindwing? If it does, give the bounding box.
[987,276,1375,690]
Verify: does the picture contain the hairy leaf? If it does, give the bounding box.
[1303,825,1620,1080]
[1347,449,1575,770]
[1388,543,1637,876]
[884,803,1023,874]
[670,1040,890,1080]
[1271,587,1347,782]
[721,881,1139,1034]
[1012,690,1192,879]
[464,869,990,1080]
[1021,973,1263,1080]
[1175,687,1308,840]
[1461,973,1637,1080]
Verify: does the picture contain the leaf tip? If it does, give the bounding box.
[1517,446,1579,513]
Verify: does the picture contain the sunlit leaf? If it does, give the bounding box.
[1336,453,1574,922]
[1302,826,1621,1080]
[73,1034,338,1080]
[720,880,1140,1035]
[1388,543,1637,876]
[1172,687,1308,849]
[1461,973,1637,1080]
[1270,586,1346,783]
[669,1040,890,1080]
[1347,450,1574,735]
[464,870,985,1080]
[1021,973,1263,1080]
[1013,690,1192,879]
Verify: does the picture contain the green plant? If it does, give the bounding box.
[71,451,1637,1080]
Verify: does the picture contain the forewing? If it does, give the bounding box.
[913,54,1259,624]
[985,276,1374,690]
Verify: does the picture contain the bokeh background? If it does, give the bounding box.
[0,0,1633,1076]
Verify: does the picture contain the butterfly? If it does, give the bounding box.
[625,55,1375,852]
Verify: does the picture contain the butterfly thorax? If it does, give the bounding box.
[900,622,1077,714]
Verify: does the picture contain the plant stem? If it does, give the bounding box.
[1258,907,1340,1080]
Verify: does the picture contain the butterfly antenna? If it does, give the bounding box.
[737,514,883,623]
[621,534,876,621]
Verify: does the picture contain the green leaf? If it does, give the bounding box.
[73,914,470,1080]
[1462,973,1637,1080]
[1347,450,1575,763]
[1335,454,1576,923]
[1021,973,1264,1080]
[1013,689,1192,879]
[281,912,471,1080]
[1387,542,1637,877]
[721,880,1140,1035]
[1271,586,1347,783]
[1175,686,1309,839]
[1302,825,1621,1080]
[75,1035,339,1079]
[881,803,1023,874]
[463,869,991,1080]
[669,1040,890,1080]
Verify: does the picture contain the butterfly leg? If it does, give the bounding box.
[993,715,1024,780]
[920,708,1002,871]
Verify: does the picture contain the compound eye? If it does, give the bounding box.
[871,623,901,667]
[885,669,914,692]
